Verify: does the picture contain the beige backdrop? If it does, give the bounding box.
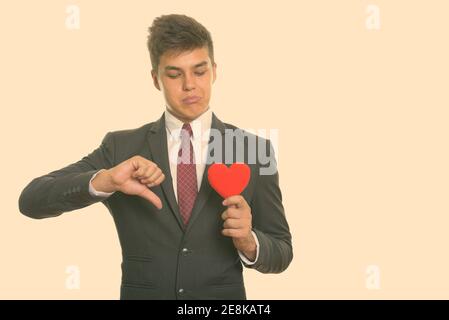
[1,0,448,299]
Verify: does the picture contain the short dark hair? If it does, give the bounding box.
[147,14,215,73]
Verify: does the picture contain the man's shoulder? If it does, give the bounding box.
[101,121,158,149]
[109,122,154,139]
[221,121,270,145]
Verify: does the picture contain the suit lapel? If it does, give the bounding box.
[185,112,226,234]
[147,111,227,233]
[147,113,185,230]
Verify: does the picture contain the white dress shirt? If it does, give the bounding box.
[89,106,259,264]
[165,106,212,202]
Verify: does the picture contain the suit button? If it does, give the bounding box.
[178,288,184,294]
[182,248,189,254]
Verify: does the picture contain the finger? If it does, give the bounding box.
[135,164,156,179]
[131,157,146,176]
[222,195,245,208]
[143,165,158,179]
[223,218,243,229]
[141,168,162,184]
[146,173,165,188]
[221,207,241,220]
[138,187,163,210]
[132,160,157,179]
[142,169,163,184]
[221,209,228,220]
[132,165,148,178]
[154,173,165,184]
[222,228,238,238]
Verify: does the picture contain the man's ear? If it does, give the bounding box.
[151,69,161,91]
[212,62,217,84]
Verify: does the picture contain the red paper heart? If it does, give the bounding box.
[207,163,250,199]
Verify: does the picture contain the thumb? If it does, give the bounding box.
[138,188,163,210]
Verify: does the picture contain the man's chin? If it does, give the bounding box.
[179,106,208,121]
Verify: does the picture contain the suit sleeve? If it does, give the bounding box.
[244,139,293,273]
[18,132,115,219]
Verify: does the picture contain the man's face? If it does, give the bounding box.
[151,46,217,123]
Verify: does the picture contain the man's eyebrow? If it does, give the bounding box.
[164,61,208,71]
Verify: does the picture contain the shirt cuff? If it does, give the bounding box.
[89,169,115,198]
[238,230,260,265]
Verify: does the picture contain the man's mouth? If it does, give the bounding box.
[182,96,201,105]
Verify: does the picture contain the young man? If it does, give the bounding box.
[19,14,292,300]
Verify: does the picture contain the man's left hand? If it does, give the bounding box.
[221,195,257,261]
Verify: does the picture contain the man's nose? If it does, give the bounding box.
[183,73,196,91]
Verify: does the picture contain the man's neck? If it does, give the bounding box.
[165,106,209,123]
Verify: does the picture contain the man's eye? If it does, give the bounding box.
[167,71,206,78]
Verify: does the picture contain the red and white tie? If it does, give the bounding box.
[177,123,198,225]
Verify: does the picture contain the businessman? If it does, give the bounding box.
[18,14,292,300]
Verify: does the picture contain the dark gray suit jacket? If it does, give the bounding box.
[18,112,293,300]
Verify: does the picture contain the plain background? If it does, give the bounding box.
[1,0,448,299]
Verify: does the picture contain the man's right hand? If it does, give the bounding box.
[91,155,165,209]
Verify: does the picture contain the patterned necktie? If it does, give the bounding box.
[177,123,198,225]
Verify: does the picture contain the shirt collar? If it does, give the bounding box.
[164,106,212,140]
[164,105,212,141]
